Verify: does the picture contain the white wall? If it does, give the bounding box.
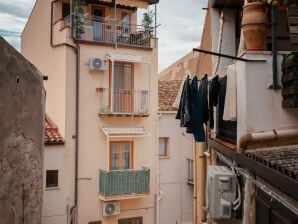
[236,52,298,144]
[211,9,237,78]
[158,112,193,224]
[43,145,68,224]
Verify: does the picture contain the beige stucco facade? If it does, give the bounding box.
[22,0,158,223]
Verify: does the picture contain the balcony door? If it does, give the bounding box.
[121,12,130,35]
[112,62,133,113]
[110,141,133,171]
[92,6,104,41]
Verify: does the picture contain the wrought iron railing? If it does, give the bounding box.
[97,88,149,115]
[217,76,237,144]
[187,158,194,185]
[71,15,152,48]
[99,169,150,197]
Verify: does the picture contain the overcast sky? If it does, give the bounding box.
[0,0,208,72]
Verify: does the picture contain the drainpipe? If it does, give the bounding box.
[195,142,207,224]
[269,7,281,90]
[156,113,162,224]
[239,127,298,152]
[70,0,80,222]
[114,0,117,48]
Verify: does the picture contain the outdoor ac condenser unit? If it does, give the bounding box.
[89,57,108,70]
[206,165,237,220]
[102,202,120,217]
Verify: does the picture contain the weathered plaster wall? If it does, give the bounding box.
[0,37,45,224]
[158,112,193,224]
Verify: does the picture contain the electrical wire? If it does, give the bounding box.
[216,152,298,215]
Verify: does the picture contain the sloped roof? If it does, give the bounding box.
[158,80,182,111]
[245,145,298,181]
[45,115,64,145]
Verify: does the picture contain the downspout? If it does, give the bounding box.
[269,7,280,90]
[114,0,117,48]
[73,44,80,218]
[239,127,298,152]
[70,0,80,222]
[156,113,162,224]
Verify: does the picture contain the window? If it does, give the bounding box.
[62,3,70,19]
[46,170,58,188]
[119,217,142,224]
[110,141,133,170]
[158,137,168,157]
[111,62,134,113]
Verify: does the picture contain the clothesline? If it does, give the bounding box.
[175,66,237,143]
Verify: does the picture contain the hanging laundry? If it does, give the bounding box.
[200,74,209,125]
[172,75,188,109]
[223,64,237,121]
[209,75,220,129]
[175,75,192,128]
[189,76,205,142]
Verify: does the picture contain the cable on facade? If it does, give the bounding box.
[216,152,298,215]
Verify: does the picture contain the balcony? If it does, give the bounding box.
[72,16,152,48]
[99,169,150,201]
[97,88,149,116]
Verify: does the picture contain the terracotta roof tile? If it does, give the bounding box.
[158,80,182,111]
[245,145,298,180]
[44,115,64,145]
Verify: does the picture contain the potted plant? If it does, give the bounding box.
[142,10,154,37]
[73,0,86,39]
[241,0,269,50]
[242,0,293,50]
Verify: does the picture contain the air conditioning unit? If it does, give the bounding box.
[102,202,120,217]
[89,57,108,70]
[206,165,237,220]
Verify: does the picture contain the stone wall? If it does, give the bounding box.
[0,37,45,224]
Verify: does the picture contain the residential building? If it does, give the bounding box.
[158,80,194,224]
[159,52,200,81]
[194,0,298,223]
[22,0,159,223]
[0,36,45,224]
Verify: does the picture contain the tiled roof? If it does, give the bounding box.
[158,80,182,111]
[45,115,64,145]
[245,145,298,181]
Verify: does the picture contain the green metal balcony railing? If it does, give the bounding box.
[99,169,150,197]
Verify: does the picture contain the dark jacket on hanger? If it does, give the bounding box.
[176,75,192,128]
[200,74,209,125]
[189,76,205,142]
[209,75,220,129]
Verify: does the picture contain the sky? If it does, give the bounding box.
[0,0,208,72]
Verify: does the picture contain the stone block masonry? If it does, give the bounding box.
[0,36,45,224]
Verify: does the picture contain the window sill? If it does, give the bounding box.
[159,156,170,159]
[45,187,60,190]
